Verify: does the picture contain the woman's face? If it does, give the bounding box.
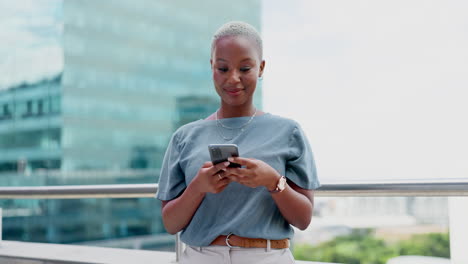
[211,36,265,108]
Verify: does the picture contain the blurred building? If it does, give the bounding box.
[174,95,219,129]
[298,197,449,246]
[318,197,448,227]
[0,75,62,174]
[0,0,261,246]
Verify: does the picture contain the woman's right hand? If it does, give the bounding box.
[161,161,232,234]
[191,161,231,194]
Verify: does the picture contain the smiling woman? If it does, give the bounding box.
[156,21,320,264]
[210,23,264,116]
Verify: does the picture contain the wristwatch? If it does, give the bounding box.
[269,175,287,193]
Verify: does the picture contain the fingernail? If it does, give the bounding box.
[228,157,234,162]
[224,161,230,166]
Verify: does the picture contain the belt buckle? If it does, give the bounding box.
[225,233,240,248]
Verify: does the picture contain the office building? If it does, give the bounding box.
[0,0,261,246]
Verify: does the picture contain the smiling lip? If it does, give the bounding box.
[225,89,243,96]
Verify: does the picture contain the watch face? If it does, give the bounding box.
[278,176,287,190]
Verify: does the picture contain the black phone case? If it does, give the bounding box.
[208,144,241,168]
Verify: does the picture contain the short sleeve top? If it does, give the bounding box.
[156,113,320,247]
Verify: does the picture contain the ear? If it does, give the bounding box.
[259,60,266,77]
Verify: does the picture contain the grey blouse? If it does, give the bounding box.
[156,113,320,246]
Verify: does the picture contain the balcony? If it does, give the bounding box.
[0,181,466,263]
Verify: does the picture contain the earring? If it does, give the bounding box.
[258,76,263,81]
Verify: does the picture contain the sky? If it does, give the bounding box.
[0,0,63,90]
[262,0,468,181]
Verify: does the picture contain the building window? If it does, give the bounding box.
[22,100,33,118]
[37,99,44,116]
[1,104,12,120]
[50,95,61,114]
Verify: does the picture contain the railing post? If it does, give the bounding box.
[449,197,468,264]
[175,232,184,262]
[0,208,2,246]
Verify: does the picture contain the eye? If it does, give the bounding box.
[240,67,251,72]
[217,67,228,72]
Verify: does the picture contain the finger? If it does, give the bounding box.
[223,173,238,180]
[227,174,248,183]
[235,179,250,186]
[208,161,230,174]
[238,178,251,185]
[218,171,233,179]
[202,162,213,168]
[225,167,249,176]
[224,169,252,181]
[217,177,230,186]
[213,173,220,181]
[226,175,240,182]
[214,177,230,189]
[215,182,230,193]
[218,172,228,181]
[227,157,254,167]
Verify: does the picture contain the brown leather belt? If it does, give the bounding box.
[210,234,289,249]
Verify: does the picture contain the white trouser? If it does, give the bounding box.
[180,245,295,264]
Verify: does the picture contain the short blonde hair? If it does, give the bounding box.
[211,21,263,60]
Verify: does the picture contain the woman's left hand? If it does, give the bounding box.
[223,157,280,191]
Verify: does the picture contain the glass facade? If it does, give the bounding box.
[61,0,262,175]
[0,76,62,175]
[0,0,261,246]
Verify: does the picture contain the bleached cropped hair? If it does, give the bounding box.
[211,21,263,60]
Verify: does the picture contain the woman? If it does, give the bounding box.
[157,21,320,263]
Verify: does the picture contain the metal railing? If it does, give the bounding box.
[1,178,468,199]
[1,179,467,262]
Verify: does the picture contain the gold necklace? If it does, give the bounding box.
[215,109,257,141]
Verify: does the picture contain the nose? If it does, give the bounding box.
[226,70,241,84]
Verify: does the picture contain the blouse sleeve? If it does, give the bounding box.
[156,132,186,201]
[285,124,320,190]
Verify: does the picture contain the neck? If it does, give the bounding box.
[218,104,256,119]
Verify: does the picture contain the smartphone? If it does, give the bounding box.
[208,144,241,168]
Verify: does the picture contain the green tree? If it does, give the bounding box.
[294,229,396,264]
[396,233,450,258]
[293,229,450,264]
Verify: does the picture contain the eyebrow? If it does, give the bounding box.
[216,58,255,62]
